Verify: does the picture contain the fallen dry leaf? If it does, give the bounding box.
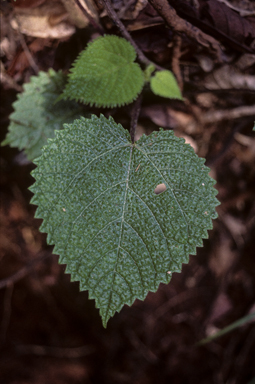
[11,3,75,38]
[203,65,255,90]
[168,0,255,52]
[61,0,99,28]
[11,0,47,8]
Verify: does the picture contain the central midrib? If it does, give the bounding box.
[105,145,133,320]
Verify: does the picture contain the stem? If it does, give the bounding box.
[101,0,162,69]
[171,34,183,91]
[148,0,223,61]
[130,94,143,143]
[74,0,104,34]
[14,15,39,74]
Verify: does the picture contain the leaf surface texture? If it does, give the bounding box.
[2,70,83,160]
[62,35,144,107]
[30,115,219,326]
[150,70,183,100]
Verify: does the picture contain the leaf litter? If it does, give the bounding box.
[0,0,255,382]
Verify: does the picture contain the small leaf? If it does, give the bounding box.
[61,35,145,107]
[150,70,183,100]
[2,70,83,160]
[30,115,219,327]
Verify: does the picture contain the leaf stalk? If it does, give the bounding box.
[130,93,143,143]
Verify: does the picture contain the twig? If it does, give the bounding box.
[197,310,255,346]
[202,105,255,124]
[216,0,255,17]
[171,34,183,91]
[206,121,245,166]
[0,61,23,92]
[130,93,143,143]
[148,0,223,61]
[0,253,51,290]
[14,15,39,74]
[73,0,104,33]
[101,0,162,69]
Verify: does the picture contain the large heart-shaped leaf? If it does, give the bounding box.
[61,35,145,107]
[30,115,219,327]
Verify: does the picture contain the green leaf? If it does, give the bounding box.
[61,35,145,107]
[30,115,219,327]
[2,70,83,161]
[150,70,183,100]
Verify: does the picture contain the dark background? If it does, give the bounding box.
[1,0,255,383]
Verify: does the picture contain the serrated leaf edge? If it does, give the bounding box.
[30,116,219,327]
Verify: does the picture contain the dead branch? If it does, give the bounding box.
[14,15,39,74]
[217,0,255,17]
[101,0,162,69]
[72,0,104,33]
[0,61,23,91]
[148,0,223,61]
[171,34,183,91]
[202,105,255,123]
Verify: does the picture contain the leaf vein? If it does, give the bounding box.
[61,182,125,254]
[123,220,157,272]
[127,187,172,255]
[136,146,189,235]
[37,144,129,223]
[105,146,132,321]
[119,246,144,288]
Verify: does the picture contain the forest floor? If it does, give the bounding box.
[0,1,255,383]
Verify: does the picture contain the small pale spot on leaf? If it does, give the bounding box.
[154,183,167,195]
